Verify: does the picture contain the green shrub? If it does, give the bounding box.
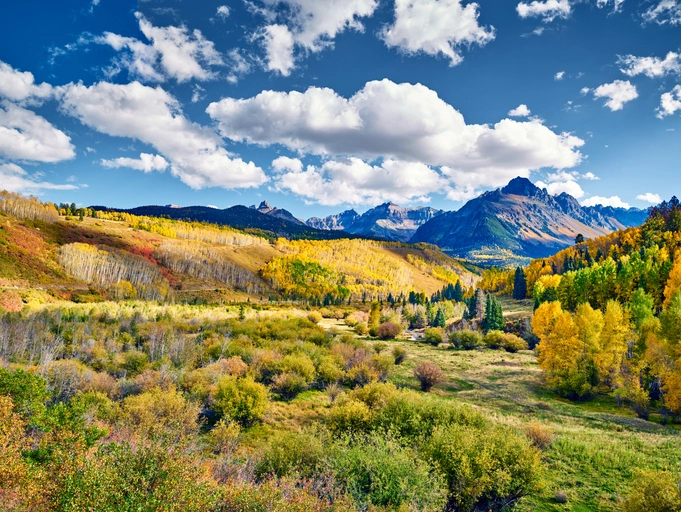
[279,354,316,383]
[423,424,542,511]
[307,312,323,324]
[0,368,48,419]
[270,373,308,400]
[353,323,367,335]
[501,333,529,352]
[413,362,443,392]
[213,376,268,426]
[372,341,388,354]
[483,330,504,349]
[327,399,373,435]
[329,434,448,511]
[349,382,398,410]
[121,350,149,376]
[449,329,482,350]
[256,431,327,480]
[423,327,445,346]
[623,470,681,512]
[377,322,401,340]
[392,346,408,365]
[315,356,344,386]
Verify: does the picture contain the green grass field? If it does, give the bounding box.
[305,320,681,511]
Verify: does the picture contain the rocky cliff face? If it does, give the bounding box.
[307,203,443,242]
[411,177,647,263]
[251,201,305,225]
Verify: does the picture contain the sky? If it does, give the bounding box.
[1,0,680,219]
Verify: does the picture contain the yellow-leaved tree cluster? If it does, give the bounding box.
[0,190,59,223]
[262,239,414,301]
[59,243,170,300]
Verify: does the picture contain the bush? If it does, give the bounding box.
[270,373,308,400]
[209,418,241,455]
[623,470,681,512]
[307,312,323,324]
[213,376,269,426]
[414,362,443,392]
[423,424,542,511]
[353,322,367,335]
[501,333,529,352]
[483,330,504,349]
[279,354,316,383]
[449,329,482,350]
[524,420,555,449]
[423,327,445,346]
[376,322,401,340]
[392,346,408,365]
[329,434,448,511]
[256,431,327,480]
[372,342,387,354]
[120,386,200,440]
[327,399,374,434]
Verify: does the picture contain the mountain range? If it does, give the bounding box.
[411,177,647,264]
[307,203,443,242]
[92,177,649,265]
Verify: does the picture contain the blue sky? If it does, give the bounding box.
[1,0,680,219]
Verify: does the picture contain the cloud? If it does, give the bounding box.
[226,49,252,83]
[508,104,531,117]
[216,5,230,19]
[0,163,78,193]
[582,171,599,180]
[618,51,681,78]
[96,13,223,83]
[208,79,584,198]
[596,0,624,12]
[257,0,378,74]
[636,192,662,204]
[101,153,169,172]
[0,101,75,163]
[59,81,267,189]
[554,71,565,80]
[191,84,205,103]
[580,87,590,95]
[517,0,571,22]
[657,85,681,117]
[536,178,585,197]
[643,0,681,25]
[592,80,638,111]
[272,156,446,205]
[260,24,296,76]
[0,61,53,104]
[582,195,630,208]
[380,0,494,66]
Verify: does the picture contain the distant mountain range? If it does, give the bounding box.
[411,177,647,264]
[90,204,364,241]
[307,203,443,242]
[92,177,650,265]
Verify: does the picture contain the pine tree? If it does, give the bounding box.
[512,267,527,300]
[453,282,464,302]
[433,308,446,328]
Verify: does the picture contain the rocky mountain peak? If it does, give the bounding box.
[501,177,542,197]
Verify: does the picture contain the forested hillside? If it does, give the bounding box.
[0,191,478,308]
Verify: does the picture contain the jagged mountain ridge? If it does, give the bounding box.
[410,177,647,263]
[307,203,443,242]
[250,201,305,226]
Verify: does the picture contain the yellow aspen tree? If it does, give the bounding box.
[595,300,632,389]
[663,253,681,308]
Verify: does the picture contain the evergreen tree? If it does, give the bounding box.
[433,308,446,328]
[453,282,464,302]
[482,295,504,331]
[512,267,527,300]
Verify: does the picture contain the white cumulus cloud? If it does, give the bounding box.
[59,81,267,190]
[96,13,223,83]
[636,192,662,204]
[257,0,378,75]
[536,179,585,198]
[207,79,584,199]
[100,153,169,173]
[554,70,565,80]
[517,0,571,22]
[0,61,53,104]
[508,104,531,117]
[643,0,681,25]
[582,195,630,208]
[380,0,495,66]
[0,101,75,163]
[657,85,681,118]
[618,51,681,78]
[0,163,78,193]
[272,156,446,205]
[592,80,638,111]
